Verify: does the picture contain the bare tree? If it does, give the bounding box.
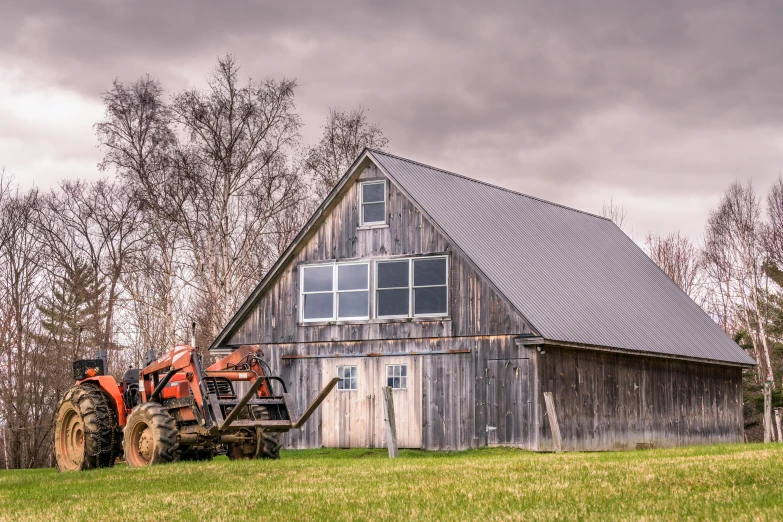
[35,180,142,359]
[599,198,628,230]
[0,56,395,468]
[304,106,389,197]
[704,181,772,383]
[0,184,53,468]
[170,55,305,339]
[96,75,181,351]
[645,231,702,300]
[765,177,783,267]
[82,180,144,353]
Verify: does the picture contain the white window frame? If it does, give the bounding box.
[375,256,449,319]
[336,262,371,321]
[386,364,408,390]
[337,365,358,391]
[412,256,449,318]
[359,180,387,226]
[300,264,335,323]
[300,262,370,323]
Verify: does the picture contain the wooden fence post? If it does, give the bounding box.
[775,409,782,443]
[764,381,772,443]
[382,386,399,458]
[543,392,562,453]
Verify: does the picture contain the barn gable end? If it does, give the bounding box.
[223,161,535,347]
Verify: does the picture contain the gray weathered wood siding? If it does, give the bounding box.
[226,164,534,346]
[260,335,534,450]
[535,345,744,451]
[218,161,745,452]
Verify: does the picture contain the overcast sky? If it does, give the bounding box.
[2,1,782,240]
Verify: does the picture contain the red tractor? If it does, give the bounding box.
[54,345,338,471]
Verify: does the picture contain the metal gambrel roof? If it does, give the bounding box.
[369,150,755,366]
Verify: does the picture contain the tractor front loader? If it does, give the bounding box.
[54,345,339,471]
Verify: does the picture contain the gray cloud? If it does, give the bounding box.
[2,0,783,239]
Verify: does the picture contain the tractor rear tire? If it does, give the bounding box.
[54,383,118,472]
[227,406,282,461]
[123,402,179,467]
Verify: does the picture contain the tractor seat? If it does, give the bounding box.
[122,368,140,386]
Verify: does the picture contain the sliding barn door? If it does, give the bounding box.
[320,356,423,449]
[486,357,532,447]
[373,356,423,449]
[321,357,377,448]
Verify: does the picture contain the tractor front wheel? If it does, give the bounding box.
[123,402,179,467]
[227,406,282,460]
[54,384,118,472]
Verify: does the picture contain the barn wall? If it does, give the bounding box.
[218,161,746,453]
[535,345,744,451]
[259,335,533,451]
[226,163,533,346]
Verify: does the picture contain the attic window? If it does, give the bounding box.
[360,180,386,226]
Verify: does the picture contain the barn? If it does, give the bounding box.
[209,149,755,452]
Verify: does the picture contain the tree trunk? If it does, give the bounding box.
[103,269,120,349]
[764,382,772,443]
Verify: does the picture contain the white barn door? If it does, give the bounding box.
[374,356,422,449]
[321,357,377,448]
[320,356,422,449]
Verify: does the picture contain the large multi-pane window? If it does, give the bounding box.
[337,366,357,390]
[301,263,369,322]
[360,180,386,226]
[376,257,448,318]
[301,256,448,322]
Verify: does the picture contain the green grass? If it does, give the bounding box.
[1,444,782,521]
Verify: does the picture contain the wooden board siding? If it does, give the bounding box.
[319,356,423,449]
[215,158,746,453]
[486,357,533,447]
[535,345,744,451]
[225,164,534,346]
[258,335,534,451]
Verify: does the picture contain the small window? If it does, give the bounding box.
[360,180,386,225]
[386,364,407,389]
[337,366,357,390]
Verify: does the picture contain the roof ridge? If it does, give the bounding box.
[367,148,611,222]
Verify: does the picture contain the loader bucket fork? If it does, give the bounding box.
[218,376,341,432]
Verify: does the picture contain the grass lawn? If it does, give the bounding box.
[0,443,781,521]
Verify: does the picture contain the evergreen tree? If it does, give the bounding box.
[37,258,107,359]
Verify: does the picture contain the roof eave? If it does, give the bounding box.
[537,338,757,368]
